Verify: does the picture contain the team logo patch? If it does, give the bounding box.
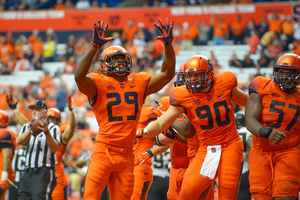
[206,95,211,100]
[271,92,280,98]
[286,95,290,100]
[107,85,115,91]
[193,100,201,106]
[211,148,216,153]
[120,83,125,89]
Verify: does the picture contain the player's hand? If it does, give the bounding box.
[6,94,19,110]
[91,20,114,48]
[136,128,148,139]
[0,180,11,190]
[66,94,73,111]
[154,101,168,117]
[268,129,286,144]
[154,18,174,46]
[136,149,154,165]
[163,127,178,140]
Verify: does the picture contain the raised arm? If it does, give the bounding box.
[61,95,76,144]
[74,20,114,99]
[145,18,176,97]
[6,94,29,126]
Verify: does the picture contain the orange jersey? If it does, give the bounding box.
[187,134,199,160]
[170,71,240,146]
[0,129,16,181]
[249,76,300,151]
[88,72,151,148]
[54,124,68,186]
[133,107,157,165]
[170,141,189,169]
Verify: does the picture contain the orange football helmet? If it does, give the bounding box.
[174,64,185,87]
[100,45,132,76]
[273,53,300,91]
[0,110,9,127]
[47,108,61,122]
[178,55,214,93]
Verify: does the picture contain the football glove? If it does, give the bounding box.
[154,18,174,46]
[163,127,178,140]
[0,171,17,190]
[6,94,19,110]
[136,128,148,139]
[66,94,73,111]
[136,149,154,165]
[91,20,114,48]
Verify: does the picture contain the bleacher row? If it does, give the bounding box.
[1,44,272,89]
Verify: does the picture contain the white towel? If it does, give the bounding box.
[200,145,222,179]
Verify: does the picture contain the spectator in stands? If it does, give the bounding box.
[91,0,99,9]
[257,51,270,68]
[65,34,76,61]
[110,32,122,46]
[264,39,283,61]
[280,34,289,52]
[14,53,31,71]
[293,18,300,42]
[43,35,56,62]
[100,2,108,9]
[282,15,295,45]
[0,63,11,75]
[180,22,193,50]
[46,28,58,44]
[268,13,282,36]
[212,17,229,45]
[27,0,37,10]
[18,1,27,10]
[190,20,200,45]
[0,35,14,64]
[229,52,243,69]
[260,31,277,51]
[231,15,245,44]
[241,54,255,68]
[75,0,91,10]
[137,22,152,43]
[54,0,66,10]
[292,39,300,56]
[258,17,269,38]
[121,19,138,44]
[247,30,260,54]
[14,35,27,60]
[64,56,77,74]
[28,29,39,46]
[55,83,68,112]
[244,18,258,43]
[31,36,44,69]
[197,21,210,45]
[65,0,75,10]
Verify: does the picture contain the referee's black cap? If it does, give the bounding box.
[28,100,48,110]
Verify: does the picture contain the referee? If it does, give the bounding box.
[17,100,61,200]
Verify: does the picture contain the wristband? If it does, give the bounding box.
[259,127,272,138]
[146,149,154,157]
[1,171,8,181]
[45,130,50,135]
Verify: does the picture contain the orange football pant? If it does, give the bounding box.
[51,177,67,200]
[179,139,244,200]
[249,145,300,200]
[83,142,134,200]
[131,164,153,200]
[167,167,186,200]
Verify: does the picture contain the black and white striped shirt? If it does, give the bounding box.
[12,148,26,182]
[19,123,61,169]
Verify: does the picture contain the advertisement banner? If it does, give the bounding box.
[0,2,298,32]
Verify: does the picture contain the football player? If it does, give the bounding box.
[74,18,175,200]
[139,55,248,199]
[0,110,16,200]
[245,53,300,200]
